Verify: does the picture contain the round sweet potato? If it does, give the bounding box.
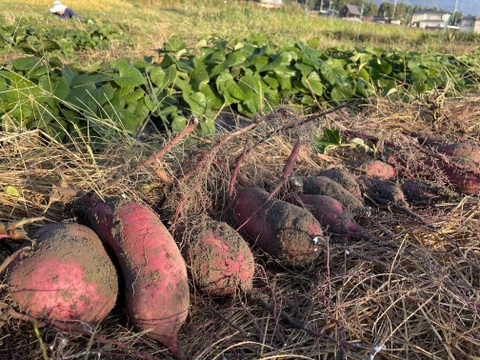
[6,223,118,325]
[178,216,255,296]
[355,159,396,180]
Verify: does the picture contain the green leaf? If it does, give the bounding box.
[190,65,210,91]
[10,56,41,71]
[171,115,188,132]
[225,51,247,68]
[320,59,349,86]
[216,72,247,104]
[274,67,297,90]
[164,38,186,54]
[113,61,145,87]
[199,83,223,109]
[148,66,165,87]
[330,84,355,103]
[304,71,324,96]
[183,87,207,118]
[313,128,342,154]
[40,40,61,52]
[5,185,20,197]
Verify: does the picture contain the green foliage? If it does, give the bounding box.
[1,37,479,142]
[313,128,342,153]
[0,17,132,59]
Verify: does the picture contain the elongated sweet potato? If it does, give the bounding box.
[401,179,458,205]
[287,193,363,235]
[437,161,480,195]
[177,215,255,296]
[433,142,480,163]
[318,168,362,199]
[6,223,118,325]
[300,176,367,215]
[85,198,189,359]
[233,187,324,267]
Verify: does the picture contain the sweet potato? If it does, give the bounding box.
[355,159,396,180]
[85,198,189,359]
[287,193,363,235]
[300,176,367,215]
[318,168,362,199]
[433,142,480,163]
[436,161,480,195]
[6,223,118,325]
[177,215,255,296]
[401,179,458,205]
[359,176,408,207]
[233,186,324,267]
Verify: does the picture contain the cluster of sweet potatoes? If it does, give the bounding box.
[1,135,478,359]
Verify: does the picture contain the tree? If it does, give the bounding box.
[362,2,378,17]
[378,2,393,18]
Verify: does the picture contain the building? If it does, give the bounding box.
[256,0,283,8]
[411,11,451,29]
[460,15,480,33]
[339,4,361,21]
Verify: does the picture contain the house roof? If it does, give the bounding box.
[344,4,361,16]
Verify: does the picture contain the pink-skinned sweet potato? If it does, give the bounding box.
[354,159,396,180]
[287,193,363,235]
[233,187,324,267]
[318,168,362,199]
[85,198,189,359]
[6,223,118,325]
[176,215,255,296]
[299,176,367,216]
[437,161,480,195]
[433,142,480,164]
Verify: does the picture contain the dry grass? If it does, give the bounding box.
[1,93,480,359]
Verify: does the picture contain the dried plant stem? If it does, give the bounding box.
[235,138,302,233]
[0,246,31,275]
[0,302,154,360]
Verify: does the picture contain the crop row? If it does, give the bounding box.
[1,37,480,142]
[0,17,132,58]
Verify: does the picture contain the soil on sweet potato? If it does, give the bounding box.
[258,196,324,267]
[179,215,255,296]
[6,223,119,324]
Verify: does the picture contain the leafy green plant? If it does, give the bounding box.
[1,37,479,143]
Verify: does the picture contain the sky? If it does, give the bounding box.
[373,0,480,16]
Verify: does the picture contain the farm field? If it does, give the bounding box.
[1,1,480,359]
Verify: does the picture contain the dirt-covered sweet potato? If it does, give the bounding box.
[318,168,362,199]
[176,215,255,296]
[401,179,458,205]
[287,193,363,235]
[359,176,408,207]
[6,223,118,325]
[85,198,189,359]
[233,187,324,267]
[300,176,367,215]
